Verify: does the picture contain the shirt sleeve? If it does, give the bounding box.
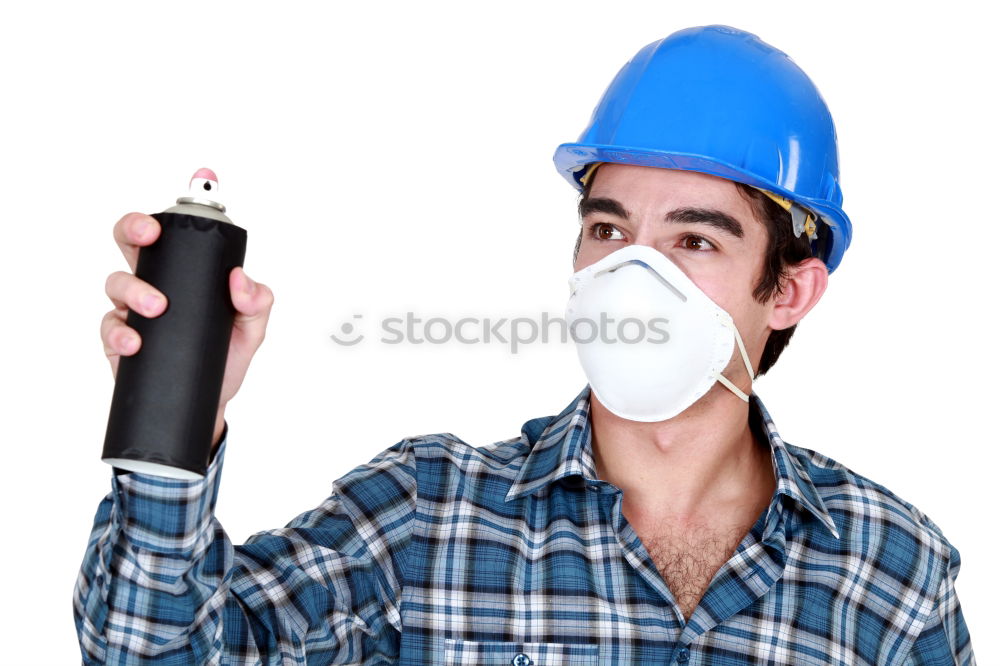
[73,428,417,665]
[902,542,976,665]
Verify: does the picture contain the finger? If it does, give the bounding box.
[105,270,168,317]
[100,308,141,357]
[113,212,161,272]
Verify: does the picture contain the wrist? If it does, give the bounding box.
[212,408,227,451]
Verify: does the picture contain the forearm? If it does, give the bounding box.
[73,432,417,664]
[73,435,251,664]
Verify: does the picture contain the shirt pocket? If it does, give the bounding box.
[443,638,599,665]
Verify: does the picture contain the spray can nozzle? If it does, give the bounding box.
[177,167,225,212]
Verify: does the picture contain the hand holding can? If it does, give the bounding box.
[100,170,274,479]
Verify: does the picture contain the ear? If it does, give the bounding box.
[768,257,828,330]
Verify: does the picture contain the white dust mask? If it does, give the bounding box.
[566,244,755,422]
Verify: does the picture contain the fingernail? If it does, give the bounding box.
[134,219,149,238]
[143,292,163,313]
[123,333,138,353]
[243,273,256,295]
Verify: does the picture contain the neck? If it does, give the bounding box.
[590,385,775,525]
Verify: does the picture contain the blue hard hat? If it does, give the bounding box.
[553,25,852,272]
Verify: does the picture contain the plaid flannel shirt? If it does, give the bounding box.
[74,387,974,664]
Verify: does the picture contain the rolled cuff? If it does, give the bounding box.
[110,424,229,557]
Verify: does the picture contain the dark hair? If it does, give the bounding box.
[573,167,816,375]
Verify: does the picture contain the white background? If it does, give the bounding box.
[1,1,996,663]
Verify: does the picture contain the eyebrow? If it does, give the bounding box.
[579,196,745,239]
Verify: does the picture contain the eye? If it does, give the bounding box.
[589,222,625,241]
[681,234,715,251]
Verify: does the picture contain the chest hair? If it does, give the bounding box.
[638,523,748,620]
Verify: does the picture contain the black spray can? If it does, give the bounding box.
[102,169,247,479]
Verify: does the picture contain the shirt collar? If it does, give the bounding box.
[752,394,841,539]
[505,385,597,502]
[505,386,840,539]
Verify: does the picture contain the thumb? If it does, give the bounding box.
[230,267,274,330]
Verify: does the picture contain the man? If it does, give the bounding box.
[75,26,974,664]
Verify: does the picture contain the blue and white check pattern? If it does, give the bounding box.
[74,387,974,664]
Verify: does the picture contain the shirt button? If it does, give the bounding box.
[511,654,534,666]
[676,647,690,663]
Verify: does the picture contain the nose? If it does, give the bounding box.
[627,237,666,260]
[628,219,667,253]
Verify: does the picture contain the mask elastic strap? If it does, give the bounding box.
[712,317,755,403]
